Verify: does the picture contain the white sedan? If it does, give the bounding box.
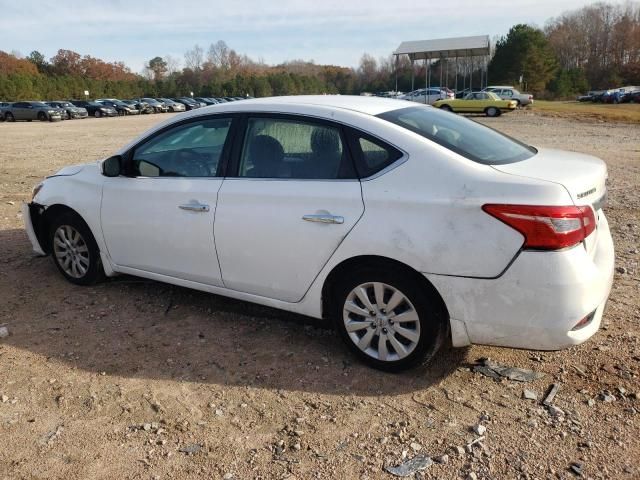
[24,96,614,371]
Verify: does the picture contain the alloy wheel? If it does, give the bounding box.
[53,225,90,279]
[342,282,420,362]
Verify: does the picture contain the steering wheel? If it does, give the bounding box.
[170,148,212,176]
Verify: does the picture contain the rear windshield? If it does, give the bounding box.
[377,106,536,165]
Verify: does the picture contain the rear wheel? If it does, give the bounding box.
[331,266,448,371]
[486,107,499,117]
[94,110,102,118]
[5,112,14,122]
[38,112,47,121]
[48,212,104,285]
[439,105,453,112]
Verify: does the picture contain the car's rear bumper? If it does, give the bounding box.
[427,211,615,350]
[22,203,46,256]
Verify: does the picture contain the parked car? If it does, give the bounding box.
[70,100,118,118]
[433,91,517,117]
[483,86,533,106]
[455,88,482,99]
[121,99,153,114]
[24,96,613,371]
[620,90,640,103]
[400,88,454,105]
[0,101,12,120]
[194,97,218,106]
[155,98,186,112]
[46,101,89,119]
[3,101,62,122]
[96,99,140,116]
[172,97,201,110]
[137,98,169,113]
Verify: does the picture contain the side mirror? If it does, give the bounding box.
[102,155,122,177]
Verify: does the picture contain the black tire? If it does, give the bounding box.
[439,105,453,112]
[38,111,47,121]
[94,110,102,118]
[48,212,104,286]
[5,112,14,122]
[486,107,499,117]
[330,265,448,372]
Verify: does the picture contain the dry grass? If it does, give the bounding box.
[533,100,640,123]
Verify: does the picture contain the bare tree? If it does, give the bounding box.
[163,55,180,75]
[184,44,204,71]
[207,40,230,69]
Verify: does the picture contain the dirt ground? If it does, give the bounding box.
[0,110,638,480]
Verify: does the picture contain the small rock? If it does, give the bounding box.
[215,409,224,416]
[410,442,422,452]
[0,326,9,339]
[179,443,202,455]
[569,461,583,476]
[454,446,466,456]
[599,391,616,403]
[616,266,627,274]
[587,398,596,407]
[523,389,538,401]
[434,454,449,464]
[223,474,234,480]
[468,473,478,480]
[473,424,486,436]
[548,405,564,417]
[143,423,152,431]
[384,455,433,477]
[1,395,8,403]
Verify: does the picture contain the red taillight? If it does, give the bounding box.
[482,204,596,250]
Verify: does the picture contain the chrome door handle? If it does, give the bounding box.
[179,203,210,212]
[302,214,344,224]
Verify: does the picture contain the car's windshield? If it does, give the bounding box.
[377,106,536,165]
[88,102,103,106]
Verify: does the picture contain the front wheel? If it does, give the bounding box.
[38,112,47,121]
[49,212,104,285]
[486,107,499,117]
[439,105,452,112]
[331,267,448,371]
[94,110,102,118]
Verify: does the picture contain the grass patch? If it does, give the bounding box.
[533,100,640,124]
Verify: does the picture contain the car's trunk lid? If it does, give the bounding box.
[491,148,607,208]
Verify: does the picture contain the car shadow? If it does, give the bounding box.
[0,228,468,396]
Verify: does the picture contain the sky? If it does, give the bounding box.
[0,0,624,72]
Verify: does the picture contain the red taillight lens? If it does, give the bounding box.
[482,204,596,250]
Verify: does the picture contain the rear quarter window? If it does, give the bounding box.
[347,129,403,178]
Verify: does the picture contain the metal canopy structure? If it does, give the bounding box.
[393,35,491,100]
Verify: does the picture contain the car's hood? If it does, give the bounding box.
[48,164,86,178]
[491,148,607,206]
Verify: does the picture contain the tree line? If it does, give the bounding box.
[0,2,638,101]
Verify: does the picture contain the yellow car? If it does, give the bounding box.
[433,91,517,117]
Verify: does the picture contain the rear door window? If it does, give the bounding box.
[237,117,356,179]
